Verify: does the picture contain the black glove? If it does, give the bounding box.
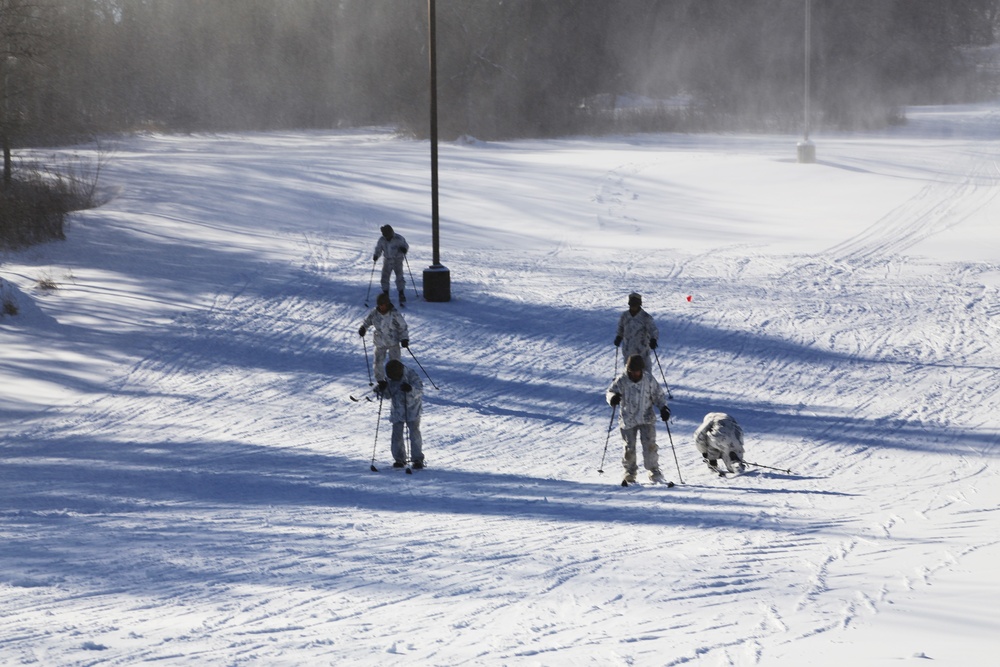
[401,382,412,393]
[377,380,387,392]
[358,326,366,337]
[609,393,621,406]
[660,405,671,422]
[401,247,407,255]
[613,335,622,347]
[649,338,657,350]
[401,339,409,348]
[373,254,379,262]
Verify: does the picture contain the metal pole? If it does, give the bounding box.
[364,260,376,306]
[804,0,811,142]
[404,254,420,299]
[404,395,413,474]
[797,0,816,163]
[423,0,451,300]
[370,392,384,472]
[405,346,439,390]
[665,422,684,485]
[652,348,673,399]
[597,404,618,474]
[362,335,373,386]
[428,0,440,267]
[744,461,794,474]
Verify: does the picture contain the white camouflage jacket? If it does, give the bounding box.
[616,308,659,360]
[606,370,667,429]
[361,306,409,349]
[386,365,423,423]
[374,233,409,262]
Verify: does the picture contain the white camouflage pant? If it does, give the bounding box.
[380,257,406,293]
[620,423,659,474]
[391,419,423,463]
[373,343,401,382]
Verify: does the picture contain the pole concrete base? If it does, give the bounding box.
[423,264,451,302]
[797,139,816,163]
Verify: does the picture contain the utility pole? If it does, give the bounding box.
[422,0,451,301]
[797,0,816,163]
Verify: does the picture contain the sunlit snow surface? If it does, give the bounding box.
[2,103,999,665]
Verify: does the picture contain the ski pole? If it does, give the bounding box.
[665,421,684,485]
[405,346,439,390]
[599,348,621,476]
[370,391,384,472]
[597,404,617,474]
[744,461,793,474]
[403,396,413,474]
[365,260,377,307]
[361,335,373,385]
[652,348,673,399]
[404,254,420,300]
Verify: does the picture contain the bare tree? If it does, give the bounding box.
[5,0,996,145]
[1,0,48,188]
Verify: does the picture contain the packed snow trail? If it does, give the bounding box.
[1,105,999,665]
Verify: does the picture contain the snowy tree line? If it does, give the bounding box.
[3,0,1000,147]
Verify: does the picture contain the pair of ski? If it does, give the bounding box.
[350,385,380,402]
[617,466,741,486]
[371,461,425,475]
[621,476,675,488]
[706,462,745,478]
[706,461,794,478]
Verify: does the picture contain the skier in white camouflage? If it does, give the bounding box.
[614,292,659,371]
[358,292,409,388]
[384,359,424,468]
[606,354,671,484]
[694,412,745,474]
[373,224,410,305]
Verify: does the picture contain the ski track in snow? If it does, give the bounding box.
[2,112,1000,665]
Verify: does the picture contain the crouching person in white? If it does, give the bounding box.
[384,359,424,469]
[694,412,745,473]
[606,355,671,484]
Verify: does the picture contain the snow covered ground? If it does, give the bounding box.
[2,102,999,665]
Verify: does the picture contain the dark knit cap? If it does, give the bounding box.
[385,359,404,380]
[626,355,645,372]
